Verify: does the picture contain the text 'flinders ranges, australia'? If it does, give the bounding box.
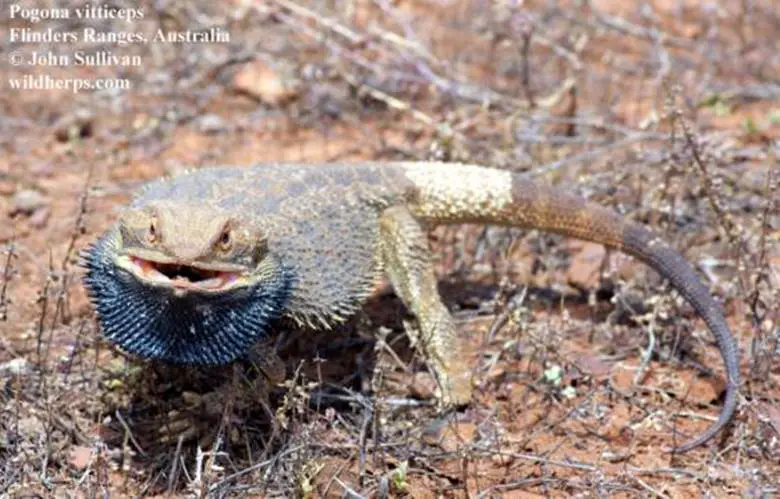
[8,4,231,45]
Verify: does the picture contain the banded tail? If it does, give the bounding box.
[398,162,739,453]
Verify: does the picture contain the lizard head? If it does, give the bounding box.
[115,200,265,293]
[81,201,293,365]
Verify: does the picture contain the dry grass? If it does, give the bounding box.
[1,0,778,496]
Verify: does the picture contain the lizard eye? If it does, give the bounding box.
[219,228,232,251]
[147,218,158,243]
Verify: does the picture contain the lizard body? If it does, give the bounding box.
[82,162,740,453]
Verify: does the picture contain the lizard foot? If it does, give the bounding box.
[402,319,474,409]
[158,374,277,448]
[435,368,474,409]
[159,389,226,447]
[158,344,286,448]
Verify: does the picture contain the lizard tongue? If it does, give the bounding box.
[168,271,239,291]
[195,273,234,290]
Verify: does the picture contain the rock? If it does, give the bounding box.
[671,370,724,406]
[54,109,94,142]
[69,445,92,470]
[195,114,228,134]
[17,416,45,437]
[770,256,780,290]
[408,371,437,399]
[758,402,780,435]
[0,225,14,242]
[10,189,47,216]
[567,241,606,289]
[423,419,477,453]
[0,180,14,196]
[311,458,360,498]
[574,354,613,380]
[233,60,300,105]
[0,358,31,376]
[29,207,50,228]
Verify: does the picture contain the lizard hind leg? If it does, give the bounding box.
[378,205,473,407]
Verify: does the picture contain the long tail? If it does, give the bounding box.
[398,162,740,453]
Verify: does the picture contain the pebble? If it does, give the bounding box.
[0,358,31,376]
[195,114,228,134]
[233,60,300,105]
[10,189,47,216]
[54,109,94,142]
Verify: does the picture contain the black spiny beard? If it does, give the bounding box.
[81,234,292,365]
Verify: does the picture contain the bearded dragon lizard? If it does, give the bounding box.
[82,162,740,453]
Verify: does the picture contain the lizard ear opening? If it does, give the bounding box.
[252,232,269,265]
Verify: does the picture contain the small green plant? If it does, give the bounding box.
[767,108,780,125]
[743,116,760,136]
[698,93,731,116]
[391,461,409,493]
[544,364,563,386]
[297,462,324,499]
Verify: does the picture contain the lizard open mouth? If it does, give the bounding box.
[126,256,240,291]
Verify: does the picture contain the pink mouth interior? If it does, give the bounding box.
[132,257,238,290]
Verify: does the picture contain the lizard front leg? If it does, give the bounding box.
[378,205,473,407]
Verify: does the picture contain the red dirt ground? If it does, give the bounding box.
[1,1,778,496]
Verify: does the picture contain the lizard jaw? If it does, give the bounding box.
[115,255,244,293]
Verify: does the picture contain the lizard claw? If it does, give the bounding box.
[156,369,279,448]
[158,390,226,447]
